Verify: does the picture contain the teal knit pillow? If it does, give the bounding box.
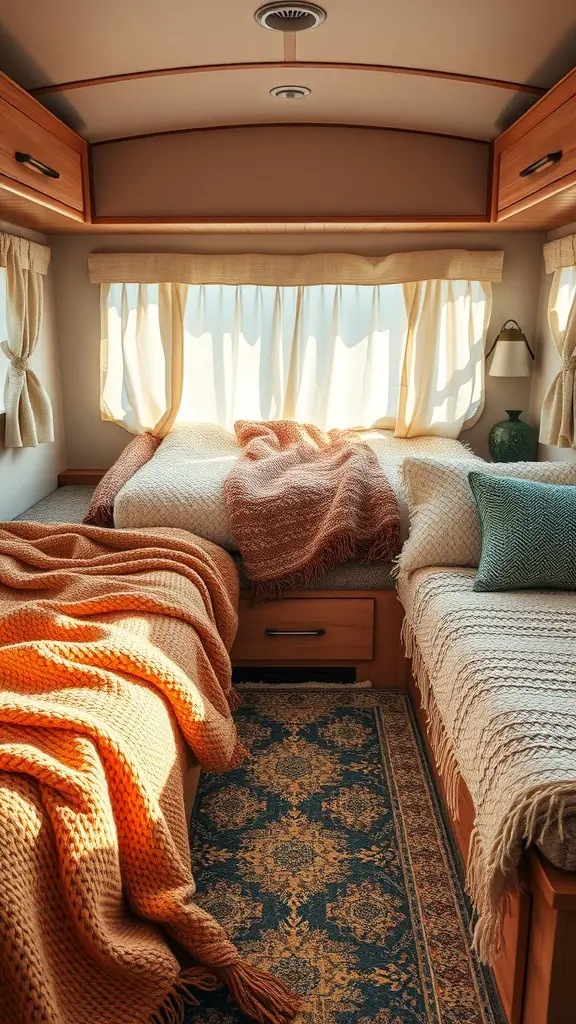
[468,471,576,592]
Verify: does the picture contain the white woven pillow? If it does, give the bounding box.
[114,422,239,549]
[398,458,576,574]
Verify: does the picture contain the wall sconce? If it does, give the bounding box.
[486,320,537,462]
[486,319,534,377]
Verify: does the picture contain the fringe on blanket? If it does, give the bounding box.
[402,613,576,965]
[150,964,302,1024]
[252,527,399,603]
[401,615,463,822]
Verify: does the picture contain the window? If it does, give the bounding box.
[94,248,501,440]
[178,284,407,431]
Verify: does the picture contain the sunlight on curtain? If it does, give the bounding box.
[101,282,185,435]
[552,265,576,332]
[395,279,490,438]
[178,284,406,430]
[540,264,576,448]
[99,277,492,437]
[0,268,7,412]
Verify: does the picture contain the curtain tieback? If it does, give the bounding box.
[561,355,576,371]
[0,340,29,373]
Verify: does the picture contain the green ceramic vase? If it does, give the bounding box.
[489,410,538,463]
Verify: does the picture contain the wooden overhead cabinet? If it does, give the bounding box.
[492,66,576,228]
[0,72,90,231]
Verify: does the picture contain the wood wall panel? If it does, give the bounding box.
[91,125,490,220]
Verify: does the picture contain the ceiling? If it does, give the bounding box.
[1,0,575,145]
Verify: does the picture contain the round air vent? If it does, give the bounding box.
[270,85,311,99]
[255,3,327,32]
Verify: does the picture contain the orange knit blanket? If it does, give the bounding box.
[224,420,401,599]
[0,522,300,1024]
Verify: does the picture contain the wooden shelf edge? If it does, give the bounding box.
[91,214,491,227]
[58,469,106,486]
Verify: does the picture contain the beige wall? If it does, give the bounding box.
[528,221,576,463]
[0,222,66,520]
[50,229,545,468]
[92,126,489,219]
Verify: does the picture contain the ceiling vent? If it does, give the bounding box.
[255,3,327,32]
[270,85,311,99]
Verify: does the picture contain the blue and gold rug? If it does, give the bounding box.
[186,688,505,1024]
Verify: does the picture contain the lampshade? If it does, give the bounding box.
[488,321,533,377]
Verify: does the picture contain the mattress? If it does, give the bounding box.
[114,422,473,549]
[14,485,396,590]
[398,567,576,871]
[14,427,471,593]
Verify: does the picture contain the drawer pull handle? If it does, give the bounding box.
[519,151,562,177]
[15,152,60,179]
[265,628,325,637]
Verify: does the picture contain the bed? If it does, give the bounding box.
[18,424,476,688]
[0,522,287,1024]
[113,422,477,555]
[398,566,576,1024]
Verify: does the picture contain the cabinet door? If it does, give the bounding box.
[497,94,576,213]
[0,96,84,213]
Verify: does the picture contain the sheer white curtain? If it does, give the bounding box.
[100,282,186,435]
[0,268,7,411]
[178,284,406,430]
[94,249,503,438]
[396,279,491,438]
[540,264,576,447]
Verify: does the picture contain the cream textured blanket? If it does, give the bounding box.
[398,567,576,961]
[223,420,401,599]
[0,522,299,1024]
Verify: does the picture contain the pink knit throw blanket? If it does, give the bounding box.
[224,420,401,600]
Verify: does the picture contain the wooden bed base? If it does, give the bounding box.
[408,671,576,1024]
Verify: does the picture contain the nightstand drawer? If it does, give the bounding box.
[232,597,374,661]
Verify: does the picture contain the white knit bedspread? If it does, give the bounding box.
[114,422,472,549]
[398,567,576,956]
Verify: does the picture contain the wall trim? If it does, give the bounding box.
[32,60,546,98]
[91,120,493,147]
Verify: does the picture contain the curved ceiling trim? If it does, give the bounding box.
[31,60,545,97]
[91,120,492,148]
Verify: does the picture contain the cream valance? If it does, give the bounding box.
[0,232,50,275]
[89,249,504,287]
[543,233,576,274]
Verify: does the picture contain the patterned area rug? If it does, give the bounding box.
[185,688,505,1024]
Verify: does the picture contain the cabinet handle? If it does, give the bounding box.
[15,152,60,179]
[519,151,562,177]
[265,628,325,637]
